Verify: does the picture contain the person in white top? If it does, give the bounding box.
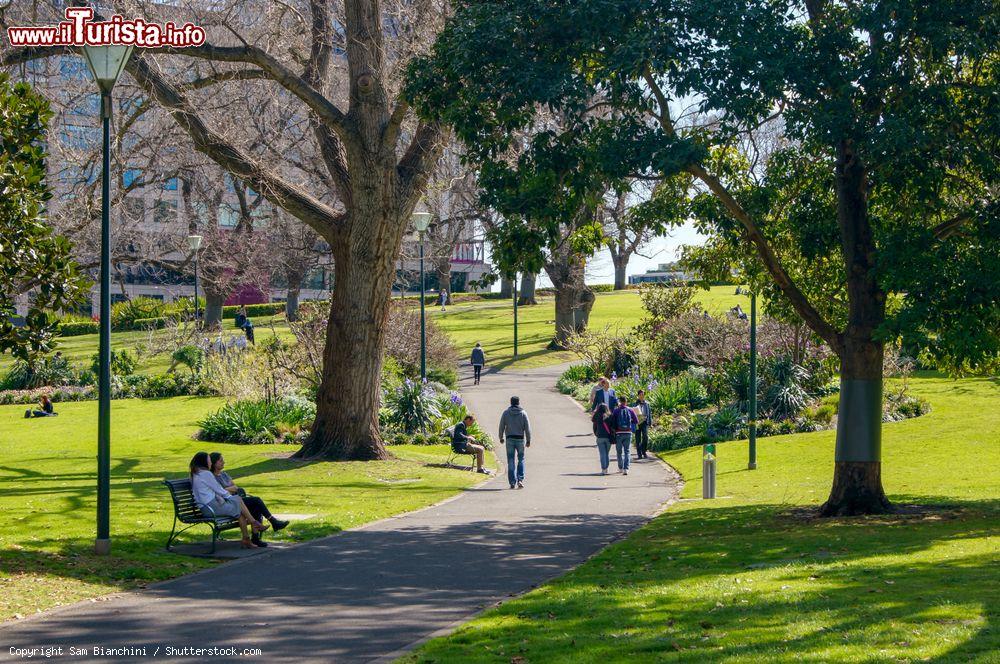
[189,452,269,548]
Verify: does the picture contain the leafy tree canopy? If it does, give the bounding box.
[0,73,87,360]
[408,0,1000,372]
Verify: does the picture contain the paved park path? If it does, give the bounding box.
[0,363,678,663]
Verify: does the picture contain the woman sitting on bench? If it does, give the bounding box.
[209,452,288,548]
[189,452,268,549]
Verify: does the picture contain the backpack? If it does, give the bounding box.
[615,407,632,431]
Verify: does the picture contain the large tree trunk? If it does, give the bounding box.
[296,222,403,460]
[820,140,891,516]
[545,249,588,349]
[285,267,305,322]
[203,290,225,329]
[613,258,628,290]
[435,259,452,302]
[500,276,513,299]
[518,272,537,305]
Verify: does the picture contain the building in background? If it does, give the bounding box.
[628,262,692,285]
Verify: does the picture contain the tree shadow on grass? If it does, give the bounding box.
[1,501,996,661]
[407,499,998,662]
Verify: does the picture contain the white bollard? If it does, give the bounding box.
[702,447,716,499]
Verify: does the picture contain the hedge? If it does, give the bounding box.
[58,321,99,336]
[129,317,170,330]
[221,303,285,319]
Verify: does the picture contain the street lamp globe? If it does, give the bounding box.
[412,211,432,233]
[81,45,133,94]
[187,234,203,251]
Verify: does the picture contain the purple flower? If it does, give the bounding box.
[404,378,413,388]
[450,393,463,405]
[611,371,618,381]
[422,377,428,384]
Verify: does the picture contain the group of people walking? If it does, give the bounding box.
[590,377,652,475]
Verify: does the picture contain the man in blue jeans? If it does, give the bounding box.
[498,396,532,489]
[612,396,638,475]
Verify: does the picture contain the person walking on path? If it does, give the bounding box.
[470,343,486,385]
[590,377,616,413]
[612,396,638,475]
[592,403,613,475]
[439,289,448,312]
[498,395,531,489]
[633,390,652,459]
[451,415,491,475]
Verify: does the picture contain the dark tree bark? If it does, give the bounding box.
[613,260,628,290]
[435,259,452,302]
[518,272,538,305]
[499,276,513,299]
[545,246,589,349]
[285,266,305,322]
[820,140,891,516]
[203,289,225,329]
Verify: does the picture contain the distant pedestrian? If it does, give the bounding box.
[612,396,638,475]
[592,403,613,475]
[234,305,248,329]
[439,289,448,312]
[590,377,616,413]
[242,316,255,345]
[498,395,531,489]
[633,390,652,459]
[470,342,486,385]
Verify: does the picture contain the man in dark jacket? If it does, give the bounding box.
[470,342,486,385]
[452,415,490,474]
[590,377,616,413]
[498,396,532,489]
[611,396,638,475]
[633,390,652,459]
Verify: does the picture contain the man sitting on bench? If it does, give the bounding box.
[452,414,490,475]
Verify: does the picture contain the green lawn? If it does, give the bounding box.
[0,397,488,622]
[0,315,294,376]
[404,373,1000,663]
[435,286,749,369]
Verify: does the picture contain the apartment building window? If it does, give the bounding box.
[122,197,145,223]
[218,204,239,228]
[123,168,142,188]
[154,200,178,224]
[163,177,178,191]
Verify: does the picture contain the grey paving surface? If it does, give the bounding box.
[0,363,678,663]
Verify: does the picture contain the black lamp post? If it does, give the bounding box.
[82,44,133,556]
[413,212,432,380]
[188,234,202,325]
[748,290,758,470]
[512,272,519,359]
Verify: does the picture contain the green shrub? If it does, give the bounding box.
[221,303,285,319]
[807,403,836,425]
[426,365,458,388]
[111,297,169,329]
[198,396,315,444]
[171,345,204,374]
[0,355,79,390]
[649,428,701,452]
[385,379,442,434]
[91,349,137,378]
[647,373,708,415]
[562,364,598,384]
[589,284,615,293]
[572,382,595,404]
[58,320,99,336]
[129,316,170,330]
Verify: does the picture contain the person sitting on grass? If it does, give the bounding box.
[24,394,56,419]
[452,414,491,475]
[189,452,268,549]
[209,452,289,548]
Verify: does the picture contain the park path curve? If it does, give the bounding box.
[0,363,678,663]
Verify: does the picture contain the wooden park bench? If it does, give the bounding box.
[163,478,241,553]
